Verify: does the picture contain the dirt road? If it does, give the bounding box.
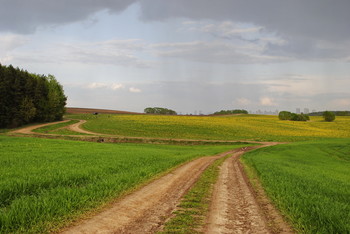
[62,150,238,234]
[205,144,292,234]
[66,120,97,135]
[9,121,292,233]
[10,120,70,134]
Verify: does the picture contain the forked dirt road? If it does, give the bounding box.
[9,121,292,233]
[66,120,97,135]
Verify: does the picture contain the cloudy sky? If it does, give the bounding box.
[1,0,350,114]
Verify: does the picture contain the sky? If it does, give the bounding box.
[1,0,350,114]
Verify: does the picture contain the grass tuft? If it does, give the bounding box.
[160,151,235,233]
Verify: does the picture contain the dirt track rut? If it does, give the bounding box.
[206,144,292,234]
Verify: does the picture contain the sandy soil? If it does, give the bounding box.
[205,144,293,234]
[61,150,238,234]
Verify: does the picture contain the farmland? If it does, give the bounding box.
[2,112,350,233]
[68,114,350,142]
[241,139,350,233]
[0,135,247,233]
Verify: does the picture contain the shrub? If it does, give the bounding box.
[279,111,292,120]
[323,111,335,122]
[279,111,309,121]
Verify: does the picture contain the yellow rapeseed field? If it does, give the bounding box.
[80,114,350,142]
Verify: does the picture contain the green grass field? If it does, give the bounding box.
[3,113,350,233]
[67,114,350,142]
[0,136,245,233]
[241,139,350,233]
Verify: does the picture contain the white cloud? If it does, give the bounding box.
[9,39,152,68]
[152,40,290,64]
[234,98,252,106]
[87,82,124,90]
[129,87,141,93]
[260,97,277,106]
[0,34,28,52]
[182,21,263,39]
[111,83,124,90]
[330,98,350,108]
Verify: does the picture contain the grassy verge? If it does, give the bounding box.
[160,151,235,233]
[32,120,79,133]
[0,136,240,233]
[241,139,350,233]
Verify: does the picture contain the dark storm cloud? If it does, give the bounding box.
[137,0,350,61]
[3,0,349,41]
[2,0,349,61]
[138,0,350,42]
[0,0,136,33]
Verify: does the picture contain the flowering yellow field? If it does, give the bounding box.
[79,114,350,142]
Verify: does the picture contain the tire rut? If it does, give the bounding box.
[205,144,293,234]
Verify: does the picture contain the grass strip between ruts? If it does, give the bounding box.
[159,151,235,233]
[32,120,79,133]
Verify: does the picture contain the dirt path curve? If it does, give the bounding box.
[61,149,239,234]
[10,120,70,134]
[205,143,292,234]
[66,120,97,135]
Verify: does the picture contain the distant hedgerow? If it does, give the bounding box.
[278,111,309,121]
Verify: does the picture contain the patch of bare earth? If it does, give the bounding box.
[61,150,238,234]
[205,144,293,234]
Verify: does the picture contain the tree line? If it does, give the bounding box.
[144,107,177,115]
[213,109,248,115]
[0,64,67,128]
[309,111,350,116]
[279,110,335,122]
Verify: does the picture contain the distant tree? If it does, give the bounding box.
[144,107,177,115]
[213,109,248,115]
[278,111,292,120]
[300,113,310,121]
[323,111,335,122]
[279,111,309,121]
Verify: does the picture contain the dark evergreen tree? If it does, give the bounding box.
[0,63,67,128]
